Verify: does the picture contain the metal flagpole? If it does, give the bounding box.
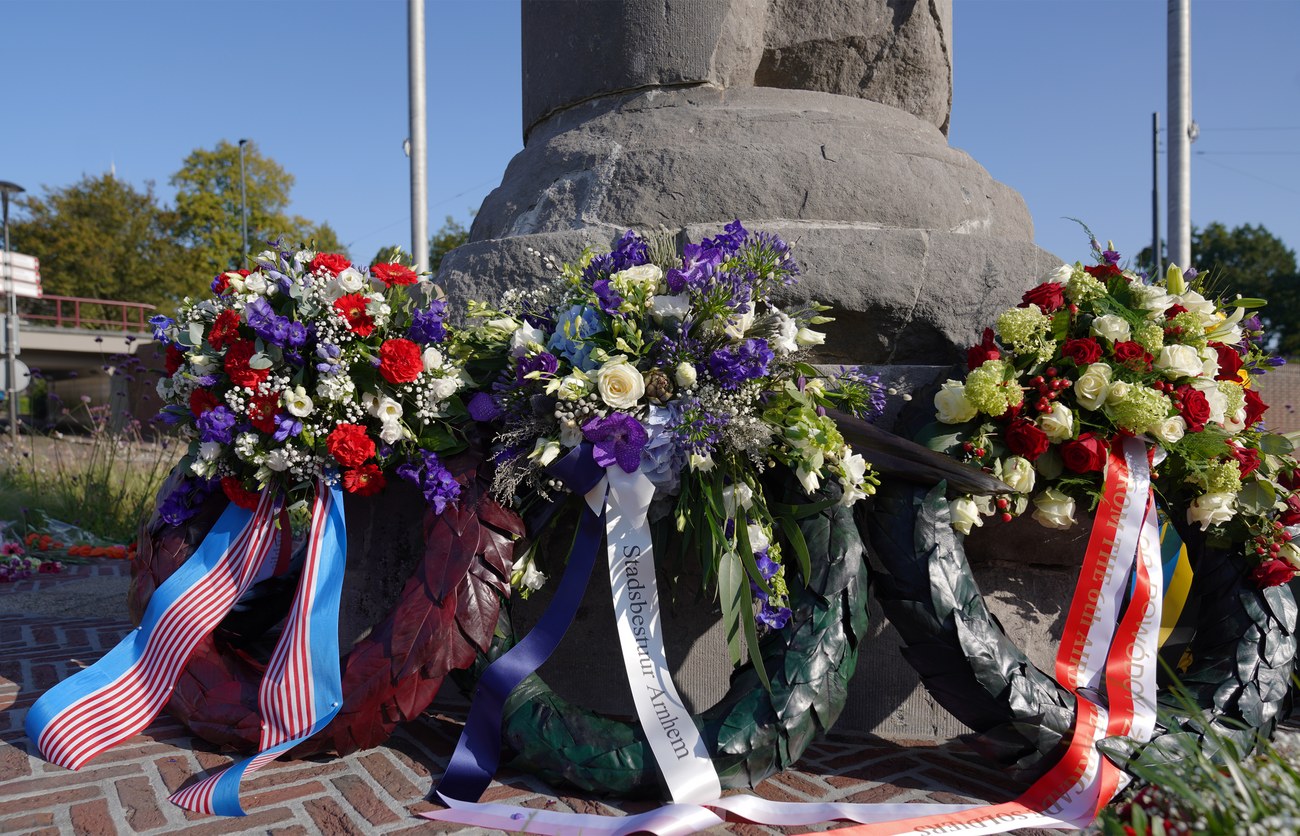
[1167,0,1192,269]
[409,0,430,273]
[0,180,25,443]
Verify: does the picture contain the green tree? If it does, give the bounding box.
[10,173,188,305]
[372,214,470,273]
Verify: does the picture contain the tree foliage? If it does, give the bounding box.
[372,214,471,274]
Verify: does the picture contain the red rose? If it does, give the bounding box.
[310,253,352,276]
[1164,303,1189,319]
[221,477,261,510]
[1060,337,1102,366]
[1020,282,1065,313]
[223,339,269,389]
[248,391,281,433]
[332,293,376,337]
[1250,558,1295,589]
[1176,385,1212,432]
[371,262,419,287]
[165,344,185,376]
[1111,340,1152,369]
[208,308,242,350]
[1243,387,1269,428]
[378,338,424,384]
[326,423,376,468]
[1084,263,1123,280]
[189,389,219,417]
[967,328,1001,370]
[1004,418,1051,461]
[1279,466,1300,492]
[343,463,387,496]
[1227,443,1261,476]
[1209,342,1244,382]
[1280,494,1300,526]
[1060,432,1109,473]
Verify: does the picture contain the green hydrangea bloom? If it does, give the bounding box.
[964,360,1021,417]
[1169,311,1207,348]
[1066,266,1107,304]
[1107,386,1171,434]
[1204,459,1243,495]
[1134,322,1165,354]
[1220,381,1246,419]
[995,306,1054,363]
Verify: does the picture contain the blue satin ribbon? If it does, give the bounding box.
[436,443,607,802]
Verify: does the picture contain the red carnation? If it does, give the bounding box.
[1004,418,1051,461]
[1209,342,1244,382]
[189,388,219,417]
[221,477,261,510]
[1060,432,1109,474]
[310,252,352,276]
[1112,340,1152,369]
[211,273,231,295]
[1084,263,1123,280]
[1176,385,1212,432]
[378,338,424,384]
[223,339,269,389]
[1250,558,1295,589]
[164,344,185,376]
[1060,337,1102,366]
[248,391,281,434]
[1020,282,1065,313]
[208,308,242,350]
[1243,387,1269,428]
[343,463,387,496]
[332,293,376,337]
[326,423,376,468]
[371,262,419,287]
[967,328,1001,370]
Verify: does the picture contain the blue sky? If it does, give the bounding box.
[3,0,1297,269]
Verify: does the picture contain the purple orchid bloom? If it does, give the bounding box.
[582,412,649,474]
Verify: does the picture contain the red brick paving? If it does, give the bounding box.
[0,567,1070,835]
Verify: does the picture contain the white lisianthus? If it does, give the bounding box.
[746,523,770,553]
[422,346,444,372]
[1187,492,1236,530]
[1091,314,1132,343]
[244,272,268,295]
[772,310,799,354]
[1150,415,1187,445]
[724,305,756,339]
[949,496,985,536]
[558,418,583,447]
[265,449,292,472]
[199,441,223,461]
[689,452,715,472]
[1031,488,1077,530]
[934,380,978,424]
[510,324,546,357]
[674,362,697,388]
[283,385,314,417]
[596,356,645,409]
[722,483,755,516]
[529,437,563,467]
[997,456,1036,494]
[1154,344,1204,379]
[1038,402,1074,442]
[649,294,690,323]
[795,327,826,348]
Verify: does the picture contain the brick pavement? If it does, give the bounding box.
[0,562,1069,835]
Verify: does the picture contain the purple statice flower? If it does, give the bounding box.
[516,351,559,383]
[583,412,649,474]
[468,391,504,422]
[757,602,792,630]
[640,404,685,496]
[592,278,624,316]
[197,406,237,444]
[398,450,461,514]
[548,305,604,370]
[1102,248,1121,265]
[272,413,302,442]
[409,300,448,344]
[708,338,774,390]
[192,373,220,387]
[315,343,342,375]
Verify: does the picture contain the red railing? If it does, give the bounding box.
[18,295,156,332]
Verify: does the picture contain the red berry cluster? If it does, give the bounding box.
[1028,367,1073,414]
[1254,520,1294,558]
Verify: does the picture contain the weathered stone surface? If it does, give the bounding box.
[521,0,953,136]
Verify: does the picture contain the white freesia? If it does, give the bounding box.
[364,393,404,424]
[1187,492,1236,530]
[796,328,826,348]
[520,561,547,592]
[1150,415,1187,445]
[997,456,1036,494]
[796,466,821,494]
[674,362,697,388]
[949,496,985,536]
[224,271,246,293]
[596,357,645,409]
[422,346,444,372]
[283,385,314,417]
[529,437,563,467]
[649,294,690,322]
[553,371,593,401]
[689,452,715,472]
[1038,402,1074,442]
[1032,488,1077,530]
[838,452,872,506]
[1074,363,1113,411]
[1091,314,1132,343]
[934,380,978,424]
[510,324,546,358]
[1154,344,1204,379]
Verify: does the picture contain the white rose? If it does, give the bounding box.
[1281,542,1300,571]
[426,376,461,403]
[596,357,645,409]
[649,294,690,322]
[934,380,978,424]
[1187,492,1236,530]
[422,347,444,372]
[283,385,314,418]
[1031,488,1077,530]
[674,362,697,389]
[724,306,756,339]
[265,449,291,472]
[613,264,664,292]
[510,325,546,357]
[796,328,826,348]
[1129,283,1174,317]
[378,420,406,445]
[1038,402,1074,442]
[1043,264,1074,283]
[1154,344,1204,379]
[1150,415,1187,445]
[949,496,985,536]
[1105,380,1133,406]
[1091,314,1132,343]
[244,272,268,294]
[998,456,1036,494]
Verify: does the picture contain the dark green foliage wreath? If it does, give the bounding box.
[863,480,1297,782]
[465,478,870,797]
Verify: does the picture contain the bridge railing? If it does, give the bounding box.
[18,295,157,332]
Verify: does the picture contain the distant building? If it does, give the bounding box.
[1254,363,1300,434]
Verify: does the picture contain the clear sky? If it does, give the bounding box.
[3,0,1297,271]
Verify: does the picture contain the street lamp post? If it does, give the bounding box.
[238,139,249,266]
[0,180,25,443]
